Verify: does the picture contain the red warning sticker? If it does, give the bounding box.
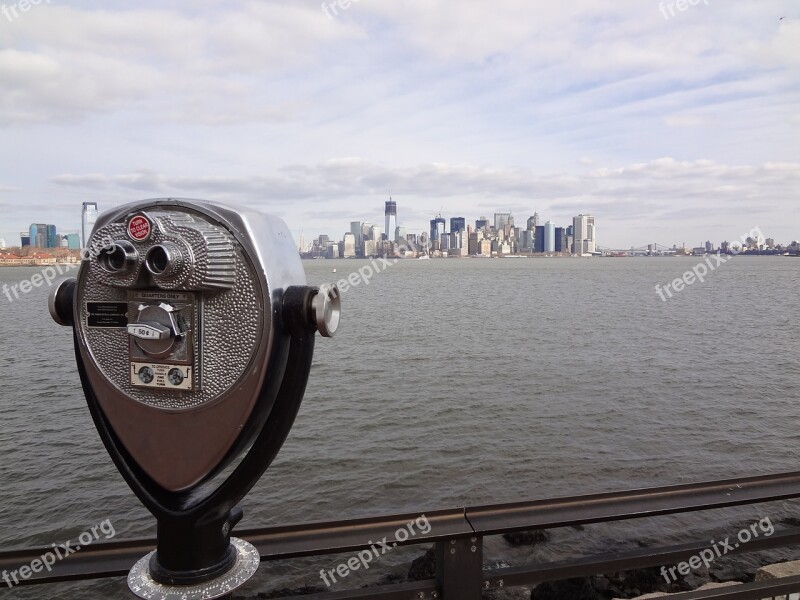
[128,215,151,242]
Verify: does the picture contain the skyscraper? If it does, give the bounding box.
[494,213,512,231]
[429,216,446,242]
[475,217,490,231]
[384,199,397,242]
[342,233,356,257]
[29,223,47,247]
[555,227,565,252]
[534,225,545,253]
[573,214,596,255]
[82,202,98,247]
[450,217,466,233]
[66,233,80,250]
[46,224,58,249]
[20,232,30,247]
[544,221,555,253]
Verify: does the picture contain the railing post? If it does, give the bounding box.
[435,536,483,600]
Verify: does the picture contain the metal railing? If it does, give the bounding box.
[4,471,800,599]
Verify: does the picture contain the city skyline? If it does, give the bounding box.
[1,198,793,255]
[300,201,788,255]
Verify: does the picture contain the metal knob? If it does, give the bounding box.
[48,278,76,326]
[311,284,340,338]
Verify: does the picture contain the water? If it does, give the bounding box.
[1,257,799,597]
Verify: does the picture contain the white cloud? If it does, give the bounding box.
[0,1,797,247]
[48,157,800,246]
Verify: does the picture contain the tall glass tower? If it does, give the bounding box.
[384,199,397,242]
[82,202,99,248]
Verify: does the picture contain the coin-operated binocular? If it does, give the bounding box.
[49,199,340,599]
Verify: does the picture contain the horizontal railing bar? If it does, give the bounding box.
[467,470,800,535]
[247,507,471,560]
[0,509,470,587]
[483,528,800,588]
[0,537,152,587]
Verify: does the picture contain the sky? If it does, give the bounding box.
[0,0,798,249]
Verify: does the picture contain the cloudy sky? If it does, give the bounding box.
[0,0,798,249]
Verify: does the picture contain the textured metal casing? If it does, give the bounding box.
[74,198,305,491]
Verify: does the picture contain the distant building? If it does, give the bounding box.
[527,213,540,230]
[544,221,556,253]
[475,217,490,231]
[429,216,446,242]
[705,241,714,253]
[394,225,407,243]
[534,225,545,253]
[0,238,5,249]
[361,222,373,244]
[555,227,565,252]
[20,232,30,247]
[370,225,381,242]
[573,214,596,255]
[494,213,513,232]
[384,199,397,243]
[47,225,58,248]
[350,222,362,255]
[520,229,535,251]
[450,217,466,233]
[362,239,377,257]
[766,238,775,248]
[342,233,356,258]
[82,202,98,247]
[29,223,57,248]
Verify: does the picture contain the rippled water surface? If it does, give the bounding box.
[1,257,799,597]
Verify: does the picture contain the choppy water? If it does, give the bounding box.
[1,256,799,598]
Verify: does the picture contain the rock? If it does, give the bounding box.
[781,517,800,528]
[375,572,406,585]
[483,588,532,600]
[408,549,436,581]
[615,581,741,600]
[531,577,597,600]
[503,530,551,547]
[756,559,800,581]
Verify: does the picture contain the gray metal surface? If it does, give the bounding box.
[72,198,308,491]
